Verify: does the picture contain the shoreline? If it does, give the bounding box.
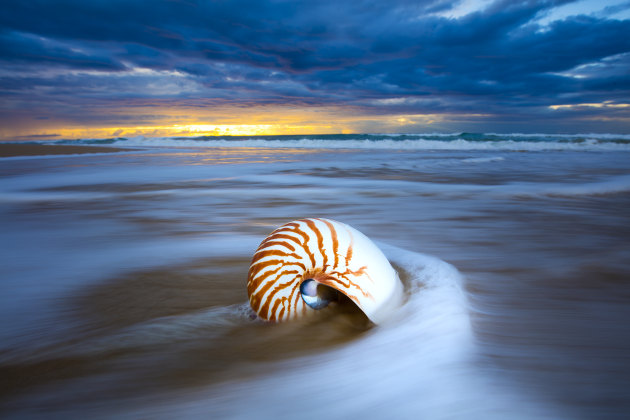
[0,143,135,157]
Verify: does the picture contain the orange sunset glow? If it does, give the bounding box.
[1,103,484,140]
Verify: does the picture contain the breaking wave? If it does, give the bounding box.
[48,132,630,152]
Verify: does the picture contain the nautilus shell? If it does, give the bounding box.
[247,218,403,324]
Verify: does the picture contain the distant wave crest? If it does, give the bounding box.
[53,132,630,152]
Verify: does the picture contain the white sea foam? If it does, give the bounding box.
[109,137,630,152]
[461,156,505,163]
[26,132,629,153]
[495,174,630,198]
[540,174,630,196]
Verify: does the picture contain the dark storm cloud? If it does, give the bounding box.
[0,30,125,70]
[0,0,629,131]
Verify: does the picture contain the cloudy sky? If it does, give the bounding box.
[1,0,629,139]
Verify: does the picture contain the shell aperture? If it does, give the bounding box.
[300,279,338,310]
[247,218,403,324]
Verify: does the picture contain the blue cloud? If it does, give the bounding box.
[0,0,628,132]
[0,30,125,70]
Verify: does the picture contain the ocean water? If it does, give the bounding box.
[1,133,630,419]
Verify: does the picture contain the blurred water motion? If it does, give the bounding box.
[1,143,630,419]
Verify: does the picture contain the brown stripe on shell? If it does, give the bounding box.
[326,269,374,301]
[249,265,301,297]
[284,222,317,267]
[318,218,339,268]
[259,231,303,249]
[343,225,354,265]
[249,256,305,275]
[248,259,304,297]
[257,273,301,319]
[303,218,328,267]
[251,248,304,266]
[262,270,301,300]
[258,235,300,251]
[268,279,301,321]
[257,240,296,253]
[250,267,301,299]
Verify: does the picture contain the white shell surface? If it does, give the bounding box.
[247,218,403,324]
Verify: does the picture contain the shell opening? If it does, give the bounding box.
[300,279,339,310]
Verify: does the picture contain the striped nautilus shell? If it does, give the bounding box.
[247,218,403,324]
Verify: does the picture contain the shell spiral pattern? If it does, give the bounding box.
[247,218,403,324]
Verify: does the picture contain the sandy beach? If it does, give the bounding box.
[0,143,134,157]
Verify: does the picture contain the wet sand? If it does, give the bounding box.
[0,143,134,157]
[0,254,372,406]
